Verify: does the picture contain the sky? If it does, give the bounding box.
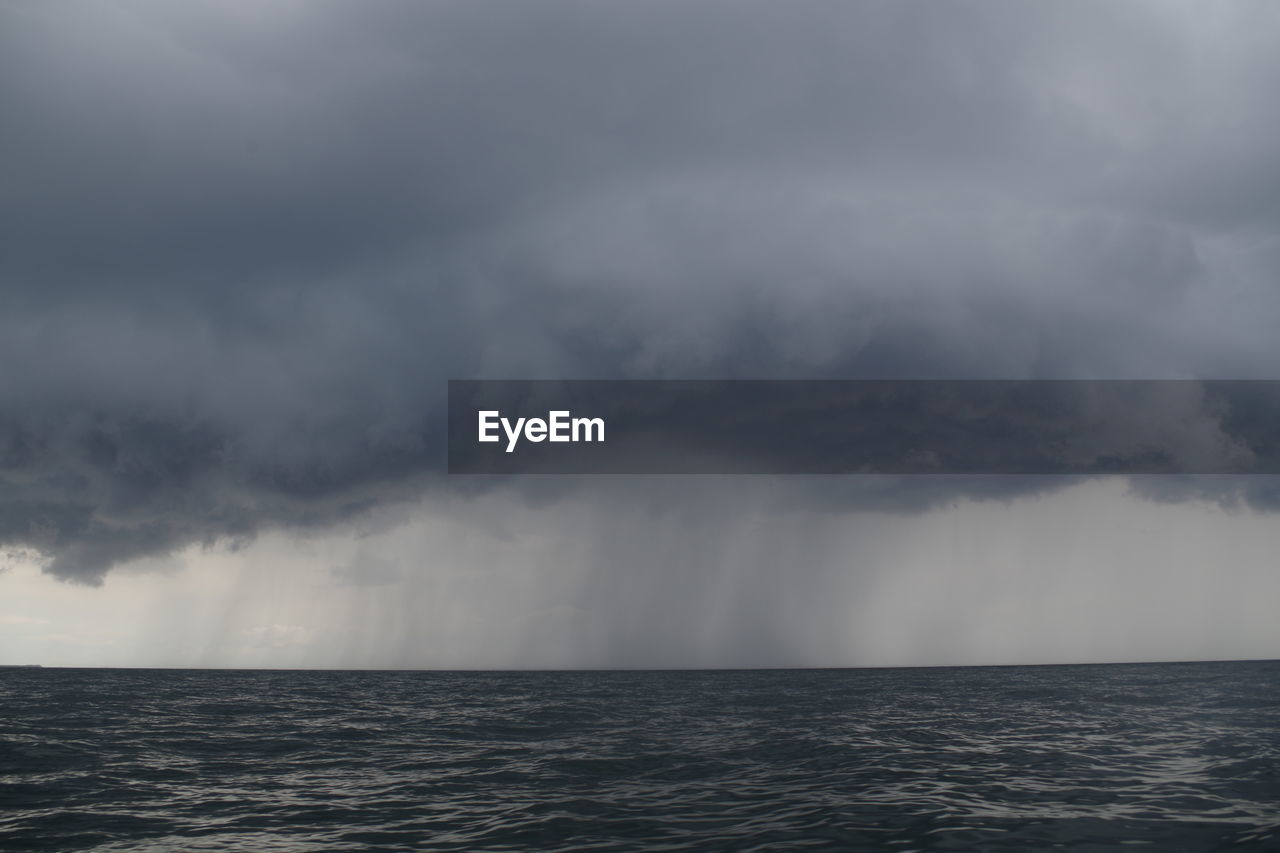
[2,0,1280,668]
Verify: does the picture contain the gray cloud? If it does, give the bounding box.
[2,0,1280,585]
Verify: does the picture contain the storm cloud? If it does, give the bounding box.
[3,0,1280,586]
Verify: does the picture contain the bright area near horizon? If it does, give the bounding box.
[4,478,1278,670]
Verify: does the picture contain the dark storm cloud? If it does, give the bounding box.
[2,0,1279,582]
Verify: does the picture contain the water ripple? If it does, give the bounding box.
[2,662,1278,851]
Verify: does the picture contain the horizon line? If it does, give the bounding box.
[5,656,1277,673]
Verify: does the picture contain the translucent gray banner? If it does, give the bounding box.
[447,380,1280,475]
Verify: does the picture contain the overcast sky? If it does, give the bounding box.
[3,0,1280,668]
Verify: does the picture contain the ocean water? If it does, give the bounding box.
[1,662,1277,852]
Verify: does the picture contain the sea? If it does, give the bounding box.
[1,661,1277,852]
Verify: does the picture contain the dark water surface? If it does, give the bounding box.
[2,662,1277,851]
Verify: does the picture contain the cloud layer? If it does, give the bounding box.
[3,1,1280,583]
